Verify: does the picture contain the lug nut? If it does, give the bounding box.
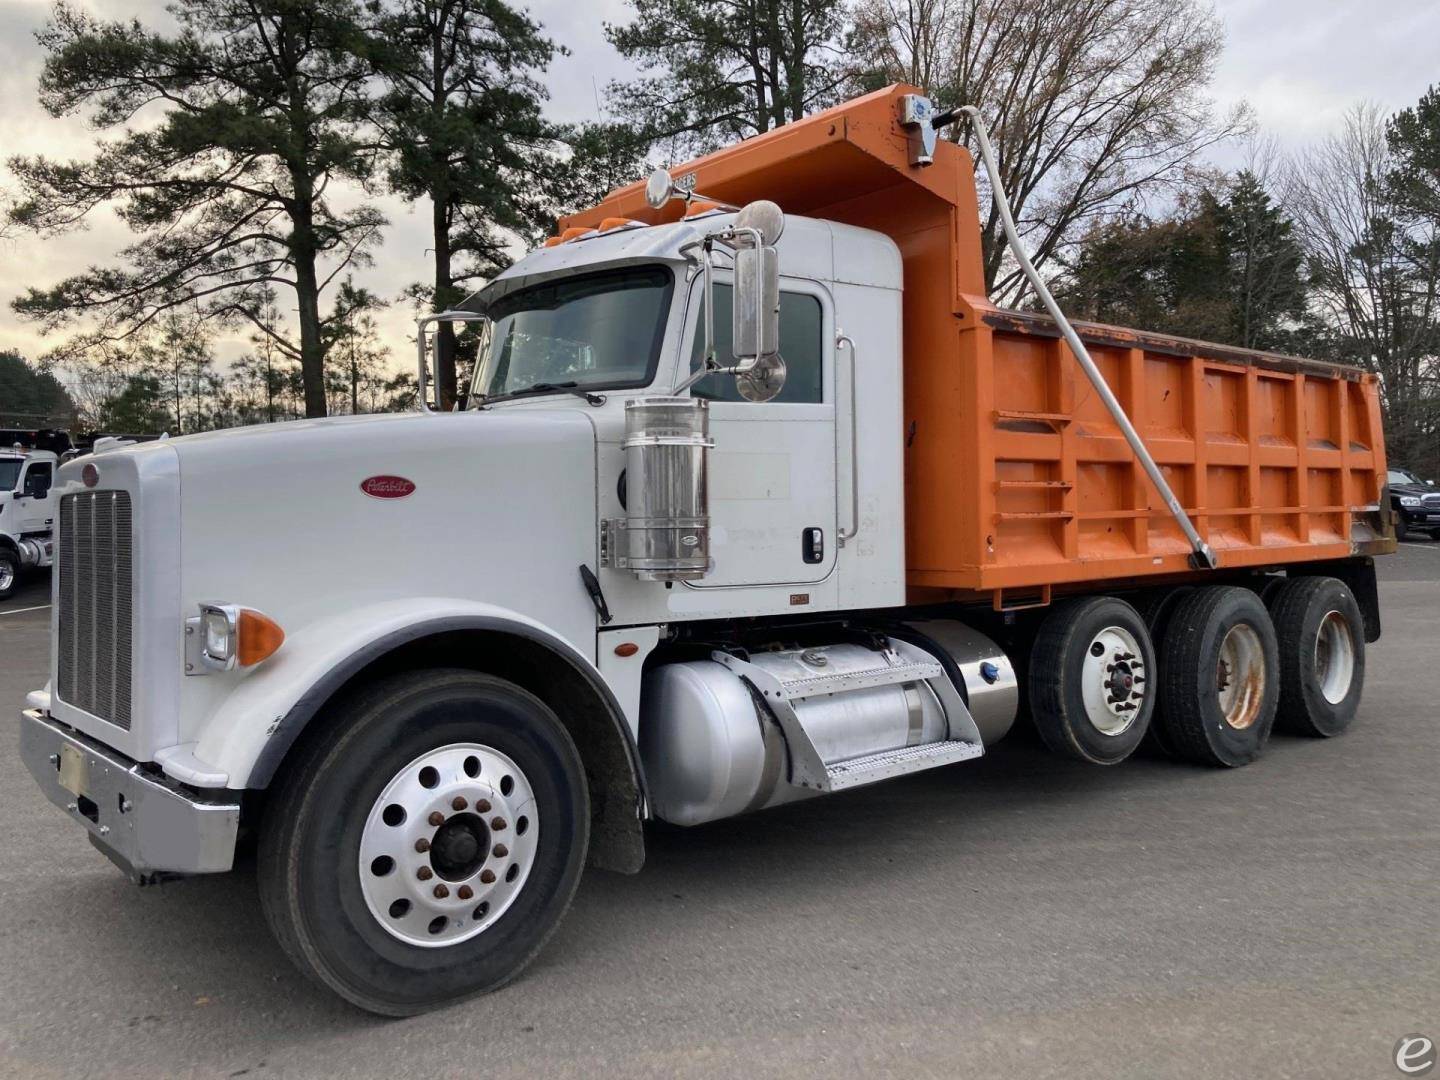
[433,883,450,899]
[492,843,508,858]
[490,817,507,831]
[480,869,496,884]
[417,866,433,881]
[457,885,474,900]
[415,838,431,853]
[451,796,468,812]
[475,798,491,813]
[428,811,446,827]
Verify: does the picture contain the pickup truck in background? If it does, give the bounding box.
[1388,466,1439,540]
[19,85,1394,1015]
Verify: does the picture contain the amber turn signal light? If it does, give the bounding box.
[237,608,285,667]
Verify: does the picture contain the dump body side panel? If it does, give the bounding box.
[905,305,1392,596]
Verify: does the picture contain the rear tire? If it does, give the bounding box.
[258,669,589,1016]
[1158,586,1278,767]
[1132,587,1195,758]
[1028,596,1156,765]
[1267,576,1364,737]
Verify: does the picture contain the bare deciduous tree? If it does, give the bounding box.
[1285,103,1440,469]
[849,0,1248,302]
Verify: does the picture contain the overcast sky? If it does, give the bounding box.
[0,0,1436,376]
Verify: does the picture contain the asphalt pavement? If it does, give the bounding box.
[1,545,1438,1079]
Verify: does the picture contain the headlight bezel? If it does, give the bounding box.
[1399,495,1422,508]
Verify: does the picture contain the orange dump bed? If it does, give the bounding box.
[564,84,1393,601]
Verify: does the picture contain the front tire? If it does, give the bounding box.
[258,669,589,1016]
[0,549,19,600]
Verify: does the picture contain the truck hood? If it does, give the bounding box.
[165,408,599,620]
[48,408,604,761]
[1390,481,1435,497]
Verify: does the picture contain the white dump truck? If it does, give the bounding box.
[20,88,1391,1015]
[0,446,57,599]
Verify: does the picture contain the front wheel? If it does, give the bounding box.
[0,549,19,600]
[258,669,589,1016]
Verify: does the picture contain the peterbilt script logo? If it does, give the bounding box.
[360,475,416,499]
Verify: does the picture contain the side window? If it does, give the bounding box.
[688,285,824,403]
[22,463,52,498]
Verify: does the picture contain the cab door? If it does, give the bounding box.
[15,460,53,533]
[680,278,837,588]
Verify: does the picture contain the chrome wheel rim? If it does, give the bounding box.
[359,743,539,948]
[1216,623,1265,730]
[1314,609,1356,705]
[1079,625,1147,736]
[0,562,13,591]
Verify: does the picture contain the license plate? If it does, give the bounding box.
[57,744,88,797]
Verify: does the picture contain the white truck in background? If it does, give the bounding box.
[0,447,57,600]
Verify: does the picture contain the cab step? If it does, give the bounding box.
[776,659,944,700]
[822,739,985,792]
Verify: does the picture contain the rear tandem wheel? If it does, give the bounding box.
[1156,586,1279,767]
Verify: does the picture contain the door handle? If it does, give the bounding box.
[802,527,824,564]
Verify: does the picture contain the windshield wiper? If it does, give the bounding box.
[487,381,607,406]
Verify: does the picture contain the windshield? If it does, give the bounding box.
[1388,468,1421,487]
[0,459,20,491]
[472,266,673,403]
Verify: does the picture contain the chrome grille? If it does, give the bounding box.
[1423,493,1440,509]
[57,490,134,730]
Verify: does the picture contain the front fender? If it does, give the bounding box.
[187,597,626,792]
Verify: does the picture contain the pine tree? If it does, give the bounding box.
[603,0,846,159]
[7,0,386,418]
[371,0,557,408]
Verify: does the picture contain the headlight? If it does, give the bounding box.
[200,604,240,669]
[190,603,285,674]
[1400,495,1421,507]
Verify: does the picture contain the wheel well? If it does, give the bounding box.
[260,628,646,874]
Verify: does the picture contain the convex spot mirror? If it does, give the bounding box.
[644,168,675,210]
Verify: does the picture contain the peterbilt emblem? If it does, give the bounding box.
[81,464,98,488]
[360,475,416,499]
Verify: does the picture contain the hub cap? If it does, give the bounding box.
[1079,626,1148,736]
[1314,609,1356,705]
[359,743,539,948]
[1216,623,1265,730]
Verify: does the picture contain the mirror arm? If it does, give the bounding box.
[416,310,488,414]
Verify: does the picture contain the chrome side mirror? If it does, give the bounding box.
[670,199,788,402]
[730,201,785,401]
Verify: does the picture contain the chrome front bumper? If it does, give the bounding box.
[20,708,239,881]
